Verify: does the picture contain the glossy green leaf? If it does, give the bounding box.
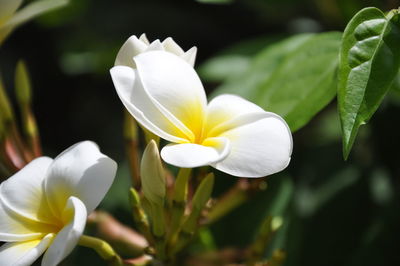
[338,7,400,159]
[212,32,341,132]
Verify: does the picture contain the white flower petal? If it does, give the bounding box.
[41,197,87,266]
[0,233,54,266]
[0,200,58,242]
[0,0,67,44]
[110,65,190,143]
[0,157,56,223]
[181,46,197,67]
[212,113,292,177]
[139,33,150,45]
[162,37,184,55]
[206,94,264,134]
[2,0,67,30]
[161,137,230,168]
[114,35,147,68]
[146,39,164,52]
[44,141,117,216]
[0,0,22,22]
[134,51,207,141]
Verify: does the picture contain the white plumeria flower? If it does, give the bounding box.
[0,0,67,44]
[0,141,117,266]
[114,33,197,68]
[110,37,292,178]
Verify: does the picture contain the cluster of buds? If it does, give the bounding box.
[123,117,288,265]
[0,61,41,179]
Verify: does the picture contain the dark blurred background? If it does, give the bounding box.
[1,0,400,265]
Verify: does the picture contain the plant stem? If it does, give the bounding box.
[124,111,141,188]
[168,168,192,241]
[205,179,249,224]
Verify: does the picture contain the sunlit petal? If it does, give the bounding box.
[146,39,164,52]
[181,46,197,67]
[41,197,87,266]
[139,33,150,45]
[134,51,207,141]
[114,35,147,68]
[212,113,292,177]
[0,157,56,223]
[206,94,264,134]
[161,137,230,168]
[0,233,54,266]
[162,37,184,55]
[0,200,58,242]
[44,141,117,216]
[110,65,190,143]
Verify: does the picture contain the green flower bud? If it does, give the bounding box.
[0,76,14,122]
[15,60,31,105]
[140,140,165,206]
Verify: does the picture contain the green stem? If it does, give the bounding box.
[124,112,140,188]
[206,180,249,224]
[20,105,41,157]
[169,168,192,240]
[129,188,153,244]
[78,235,123,266]
[151,203,166,260]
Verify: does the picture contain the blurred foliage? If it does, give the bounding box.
[1,0,400,265]
[208,32,341,132]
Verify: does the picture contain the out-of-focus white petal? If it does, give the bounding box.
[2,0,67,30]
[162,37,184,55]
[181,46,197,67]
[110,65,190,143]
[0,157,56,223]
[41,197,87,266]
[212,113,292,177]
[161,137,230,168]
[0,200,57,241]
[0,0,67,44]
[44,141,117,216]
[139,33,150,45]
[0,233,54,266]
[0,0,22,22]
[134,51,207,141]
[114,35,147,67]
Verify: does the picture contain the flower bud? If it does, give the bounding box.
[140,140,165,206]
[15,60,32,104]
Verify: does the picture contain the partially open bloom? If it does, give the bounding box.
[114,34,197,68]
[0,0,67,44]
[111,35,292,177]
[0,141,117,265]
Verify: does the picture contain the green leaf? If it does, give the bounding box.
[198,35,284,83]
[198,55,251,83]
[212,32,342,132]
[338,7,400,159]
